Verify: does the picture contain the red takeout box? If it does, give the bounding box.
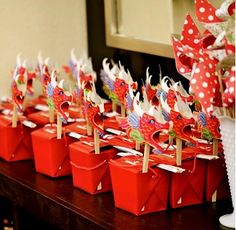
[31,124,75,177]
[109,155,169,215]
[27,111,53,126]
[0,115,34,162]
[169,155,207,208]
[69,139,117,194]
[106,135,136,149]
[205,156,230,202]
[104,116,121,130]
[169,159,206,208]
[151,148,207,209]
[68,104,82,119]
[65,121,88,136]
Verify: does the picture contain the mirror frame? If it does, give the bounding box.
[104,0,175,58]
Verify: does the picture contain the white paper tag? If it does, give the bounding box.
[195,139,209,144]
[157,164,185,173]
[106,128,126,136]
[196,154,219,160]
[75,118,86,122]
[2,109,12,115]
[34,104,49,111]
[117,152,137,157]
[81,141,94,146]
[67,117,75,123]
[22,120,37,128]
[68,132,83,140]
[104,111,119,118]
[69,107,79,112]
[76,124,86,130]
[44,128,56,134]
[114,146,143,156]
[160,143,176,150]
[124,160,140,165]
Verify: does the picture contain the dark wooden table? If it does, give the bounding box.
[0,159,233,230]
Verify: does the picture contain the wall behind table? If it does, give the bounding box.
[0,0,88,97]
[86,0,188,99]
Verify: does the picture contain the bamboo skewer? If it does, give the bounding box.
[112,101,117,113]
[176,137,182,166]
[169,136,174,145]
[57,113,62,139]
[12,104,18,127]
[12,103,18,128]
[94,128,100,154]
[94,128,102,190]
[49,107,55,123]
[22,96,27,112]
[135,141,140,151]
[120,104,126,117]
[217,73,227,117]
[212,138,218,156]
[87,120,92,136]
[211,138,219,202]
[176,137,183,204]
[142,143,150,173]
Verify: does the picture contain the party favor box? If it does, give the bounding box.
[150,149,207,209]
[205,156,230,202]
[31,124,75,177]
[0,115,35,162]
[27,111,54,126]
[68,104,82,119]
[109,155,169,215]
[169,156,207,209]
[69,139,117,194]
[65,120,89,136]
[104,116,121,130]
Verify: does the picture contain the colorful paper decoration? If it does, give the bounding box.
[47,70,72,123]
[127,92,169,153]
[101,58,137,114]
[84,85,105,134]
[11,55,27,112]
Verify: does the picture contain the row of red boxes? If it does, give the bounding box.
[0,108,230,216]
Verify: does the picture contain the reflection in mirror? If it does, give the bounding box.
[104,0,223,58]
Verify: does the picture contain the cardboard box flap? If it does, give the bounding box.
[0,114,25,127]
[109,155,160,173]
[32,124,70,140]
[65,121,88,135]
[27,111,51,125]
[69,137,112,153]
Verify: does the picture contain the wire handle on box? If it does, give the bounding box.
[70,160,108,171]
[176,138,182,166]
[142,143,150,173]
